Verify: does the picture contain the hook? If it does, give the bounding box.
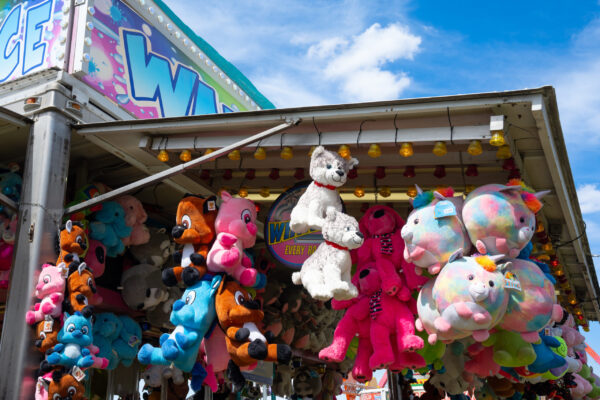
[313,116,322,145]
[193,136,198,153]
[357,119,375,148]
[393,114,399,146]
[446,107,454,145]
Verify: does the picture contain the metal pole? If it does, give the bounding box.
[387,370,400,400]
[65,118,300,215]
[0,110,72,400]
[0,193,17,212]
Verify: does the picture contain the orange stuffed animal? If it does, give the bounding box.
[34,317,60,353]
[162,195,218,287]
[65,262,98,314]
[48,368,87,400]
[57,220,89,265]
[215,277,292,390]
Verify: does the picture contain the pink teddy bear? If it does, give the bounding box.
[26,263,67,325]
[207,191,263,287]
[318,295,373,383]
[115,195,150,246]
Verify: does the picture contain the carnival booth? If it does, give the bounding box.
[0,1,599,400]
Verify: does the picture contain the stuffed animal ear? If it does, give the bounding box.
[347,157,359,170]
[448,248,464,263]
[433,191,447,201]
[415,184,423,195]
[51,369,64,383]
[66,220,73,233]
[211,274,223,294]
[535,190,551,200]
[497,261,513,272]
[220,191,232,203]
[311,146,326,159]
[325,207,337,221]
[77,262,87,276]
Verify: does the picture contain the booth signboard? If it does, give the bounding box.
[75,0,257,118]
[265,182,324,269]
[0,0,67,83]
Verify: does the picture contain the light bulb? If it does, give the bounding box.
[467,140,482,156]
[433,165,446,179]
[432,141,447,156]
[496,145,511,159]
[407,187,418,198]
[536,221,545,233]
[464,185,476,195]
[228,149,241,161]
[204,148,214,155]
[280,146,293,160]
[354,186,365,198]
[399,142,413,157]
[259,187,270,198]
[179,149,192,162]
[157,150,169,162]
[542,242,553,252]
[374,167,386,179]
[254,147,267,160]
[367,143,381,158]
[238,187,248,198]
[308,146,316,157]
[338,144,351,159]
[490,131,506,147]
[403,166,416,178]
[379,186,391,198]
[465,164,478,177]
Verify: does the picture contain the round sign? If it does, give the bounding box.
[264,181,324,269]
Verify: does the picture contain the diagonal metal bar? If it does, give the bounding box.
[0,193,17,212]
[65,118,301,215]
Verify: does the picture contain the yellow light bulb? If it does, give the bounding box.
[280,146,293,160]
[354,186,365,198]
[399,142,413,157]
[228,149,241,161]
[568,293,577,305]
[555,265,564,276]
[496,145,512,160]
[432,141,447,156]
[536,221,545,233]
[490,131,506,147]
[584,325,590,332]
[238,187,248,198]
[467,140,483,156]
[254,147,267,160]
[542,242,553,252]
[179,149,192,162]
[367,143,382,158]
[407,187,418,198]
[157,150,169,162]
[338,144,351,159]
[259,187,270,198]
[464,185,476,195]
[308,146,316,157]
[379,186,391,198]
[204,148,214,155]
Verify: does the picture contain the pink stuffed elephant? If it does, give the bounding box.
[355,261,425,370]
[25,263,67,325]
[115,195,150,246]
[207,191,264,287]
[318,295,373,383]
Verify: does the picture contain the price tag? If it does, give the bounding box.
[207,200,216,211]
[128,335,140,347]
[434,200,457,219]
[36,377,48,393]
[43,319,54,333]
[504,272,522,291]
[71,366,86,382]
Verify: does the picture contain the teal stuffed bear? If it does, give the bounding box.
[93,312,122,370]
[90,201,132,257]
[113,315,142,367]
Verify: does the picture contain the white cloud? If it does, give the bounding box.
[308,23,421,102]
[251,74,329,108]
[578,184,600,214]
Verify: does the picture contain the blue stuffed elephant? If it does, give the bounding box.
[93,312,122,370]
[90,201,132,257]
[113,315,142,367]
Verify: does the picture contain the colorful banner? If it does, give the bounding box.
[80,0,250,118]
[265,182,324,269]
[0,0,66,83]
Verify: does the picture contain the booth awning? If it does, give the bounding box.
[71,86,600,325]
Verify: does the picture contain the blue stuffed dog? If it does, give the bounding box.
[113,315,142,367]
[90,201,132,257]
[93,312,122,370]
[47,311,95,369]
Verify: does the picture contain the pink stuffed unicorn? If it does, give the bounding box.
[115,195,150,246]
[207,191,263,287]
[26,263,67,325]
[355,261,425,370]
[318,295,373,383]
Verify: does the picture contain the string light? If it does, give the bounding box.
[465,164,478,177]
[433,165,446,178]
[464,185,476,195]
[157,150,169,162]
[360,202,370,213]
[496,145,512,159]
[502,158,516,170]
[269,168,280,180]
[179,149,192,162]
[338,144,351,159]
[245,169,256,180]
[238,187,248,198]
[259,187,270,198]
[254,147,267,160]
[379,186,391,198]
[354,186,365,198]
[222,169,233,180]
[368,144,382,158]
[407,187,418,198]
[348,168,358,179]
[508,169,521,180]
[294,168,305,180]
[433,141,447,156]
[542,242,553,252]
[403,166,416,178]
[399,142,413,157]
[374,167,386,179]
[228,149,241,161]
[280,146,293,160]
[490,130,506,147]
[568,293,577,305]
[204,148,214,156]
[200,170,210,180]
[467,140,482,156]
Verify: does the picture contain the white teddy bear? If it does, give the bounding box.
[289,146,358,234]
[292,208,364,301]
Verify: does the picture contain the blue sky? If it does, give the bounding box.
[163,0,600,371]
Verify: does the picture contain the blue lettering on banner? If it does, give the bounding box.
[23,0,53,75]
[0,4,22,82]
[121,28,219,118]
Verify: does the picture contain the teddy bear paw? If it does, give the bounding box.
[25,311,36,325]
[221,248,240,267]
[41,302,55,314]
[472,329,490,342]
[248,339,268,360]
[182,267,202,286]
[239,268,258,286]
[401,335,424,351]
